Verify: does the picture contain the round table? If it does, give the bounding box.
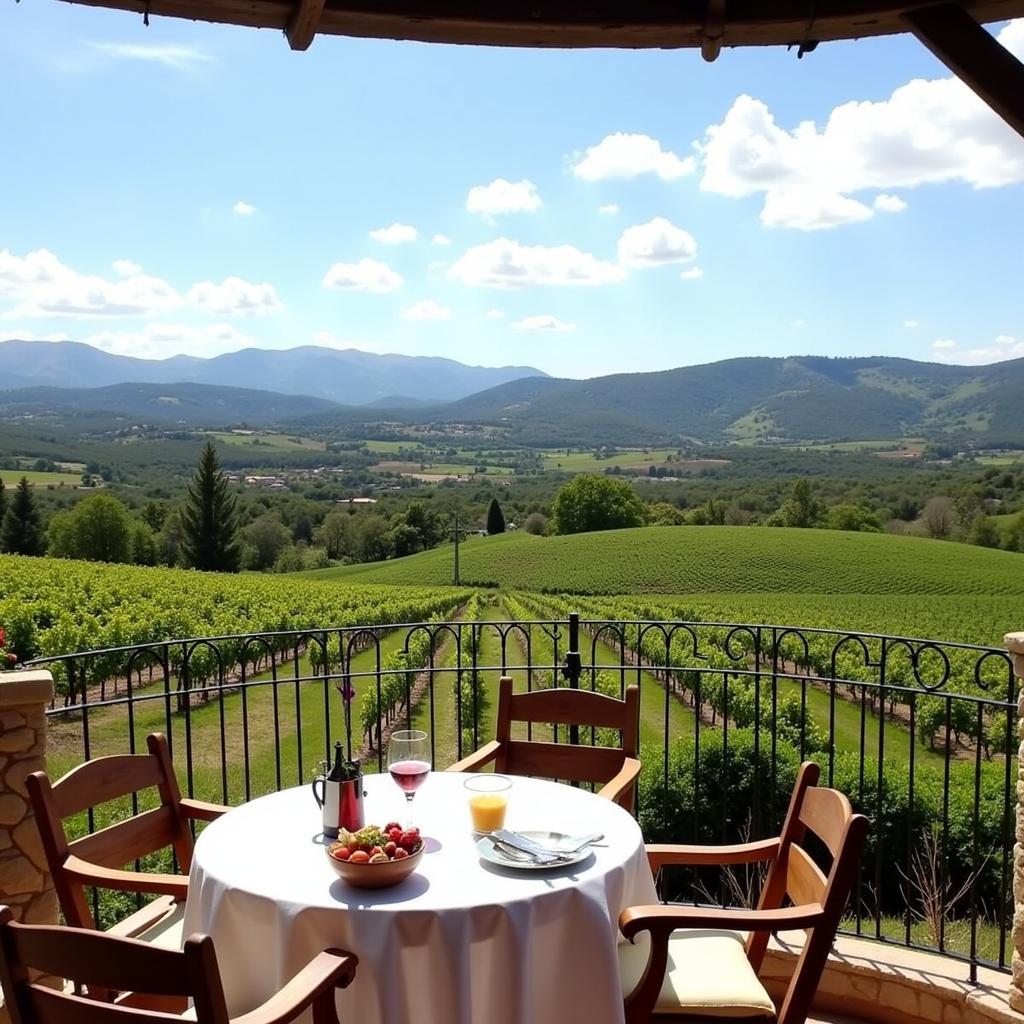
[182,772,658,1024]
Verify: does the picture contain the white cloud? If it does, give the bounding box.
[486,308,504,319]
[449,238,625,289]
[89,42,213,72]
[466,179,542,217]
[82,323,255,359]
[792,319,806,328]
[432,234,452,246]
[511,314,577,332]
[188,277,283,317]
[370,223,418,244]
[874,193,907,213]
[0,329,72,343]
[233,201,256,216]
[680,266,704,280]
[904,319,919,328]
[1,248,183,318]
[402,299,452,321]
[323,258,403,294]
[597,204,620,215]
[617,218,698,267]
[572,133,695,182]
[760,188,873,231]
[112,259,141,276]
[699,24,1024,230]
[933,334,1024,365]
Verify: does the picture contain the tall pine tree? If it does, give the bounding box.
[1,477,43,555]
[486,498,506,535]
[181,443,240,572]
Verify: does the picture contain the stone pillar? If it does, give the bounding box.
[1009,632,1024,1014]
[0,669,59,1022]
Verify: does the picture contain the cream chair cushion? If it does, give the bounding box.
[109,897,187,950]
[619,928,776,1017]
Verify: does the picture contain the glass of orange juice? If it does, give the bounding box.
[465,774,512,833]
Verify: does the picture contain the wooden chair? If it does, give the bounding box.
[0,905,357,1024]
[25,732,229,948]
[447,675,641,811]
[618,762,869,1024]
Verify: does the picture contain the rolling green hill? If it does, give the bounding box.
[429,355,1024,445]
[298,526,1024,596]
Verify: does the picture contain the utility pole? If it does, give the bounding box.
[450,510,469,585]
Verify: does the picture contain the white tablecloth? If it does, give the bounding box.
[183,772,658,1024]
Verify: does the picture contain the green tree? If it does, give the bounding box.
[315,510,354,560]
[486,498,506,535]
[522,512,547,536]
[823,503,882,533]
[550,475,646,535]
[181,442,241,572]
[48,493,131,562]
[0,477,43,555]
[241,513,291,570]
[647,501,685,526]
[966,515,1000,548]
[129,520,160,566]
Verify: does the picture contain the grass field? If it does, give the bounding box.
[300,526,1024,598]
[539,448,683,472]
[0,470,83,487]
[209,431,325,452]
[361,439,425,454]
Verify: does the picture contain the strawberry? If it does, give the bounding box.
[384,821,402,833]
[388,827,403,843]
[399,830,419,850]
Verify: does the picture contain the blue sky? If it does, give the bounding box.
[1,4,1022,379]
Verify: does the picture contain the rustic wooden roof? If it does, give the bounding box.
[51,0,1024,137]
[55,0,1024,50]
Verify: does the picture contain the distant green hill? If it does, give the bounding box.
[298,526,1024,596]
[429,355,1024,445]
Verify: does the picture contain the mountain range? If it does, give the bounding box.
[2,342,1024,445]
[0,340,544,405]
[434,355,1024,445]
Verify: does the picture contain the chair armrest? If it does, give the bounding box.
[645,837,781,871]
[180,798,231,822]
[231,949,357,1024]
[64,855,189,900]
[620,902,825,941]
[446,741,502,773]
[597,757,641,809]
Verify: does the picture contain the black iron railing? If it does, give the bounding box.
[27,614,1017,980]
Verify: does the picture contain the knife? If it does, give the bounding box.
[493,830,600,860]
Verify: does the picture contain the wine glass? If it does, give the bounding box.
[387,729,430,824]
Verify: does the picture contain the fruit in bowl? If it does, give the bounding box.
[326,823,424,888]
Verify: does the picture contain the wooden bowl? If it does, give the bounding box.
[325,843,424,889]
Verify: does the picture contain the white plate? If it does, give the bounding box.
[476,830,592,871]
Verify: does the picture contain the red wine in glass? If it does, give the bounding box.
[387,730,430,824]
[389,759,430,793]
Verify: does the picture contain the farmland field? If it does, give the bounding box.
[0,470,83,487]
[300,526,1024,596]
[208,431,325,452]
[539,448,706,472]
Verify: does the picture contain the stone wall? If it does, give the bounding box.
[1008,632,1024,1014]
[0,669,59,1022]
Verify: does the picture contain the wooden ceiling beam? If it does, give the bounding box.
[702,0,727,62]
[903,3,1024,140]
[286,0,326,49]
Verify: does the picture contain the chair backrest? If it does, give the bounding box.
[492,676,639,789]
[748,762,869,1024]
[0,905,230,1024]
[25,732,194,930]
